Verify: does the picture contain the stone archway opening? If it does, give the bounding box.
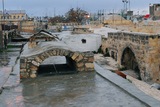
[37,56,77,76]
[121,47,141,80]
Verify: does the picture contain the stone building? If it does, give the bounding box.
[0,10,32,33]
[150,4,160,20]
[103,31,160,83]
[20,30,94,78]
[28,30,58,48]
[0,10,28,22]
[20,20,36,33]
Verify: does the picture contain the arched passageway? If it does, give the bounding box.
[121,47,141,80]
[37,56,77,76]
[20,48,94,78]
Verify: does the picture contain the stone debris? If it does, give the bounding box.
[151,83,160,90]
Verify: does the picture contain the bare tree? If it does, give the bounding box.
[66,8,88,24]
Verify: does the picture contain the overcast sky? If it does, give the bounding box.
[2,0,160,16]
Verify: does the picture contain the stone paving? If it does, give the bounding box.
[0,67,12,91]
[0,51,20,92]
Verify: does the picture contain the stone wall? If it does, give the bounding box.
[107,32,160,83]
[147,36,160,82]
[20,49,94,78]
[101,37,108,54]
[72,27,93,34]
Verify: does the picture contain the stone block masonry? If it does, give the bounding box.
[106,32,160,83]
[20,48,94,78]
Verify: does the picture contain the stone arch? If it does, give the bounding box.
[120,45,141,80]
[119,44,139,66]
[20,48,94,78]
[35,54,76,75]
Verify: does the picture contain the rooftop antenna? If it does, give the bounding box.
[54,8,56,17]
[77,0,78,8]
[129,0,130,11]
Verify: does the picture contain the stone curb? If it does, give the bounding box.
[95,63,160,107]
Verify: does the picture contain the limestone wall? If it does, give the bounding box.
[147,36,160,82]
[20,49,94,78]
[107,32,160,83]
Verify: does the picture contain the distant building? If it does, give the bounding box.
[0,10,37,33]
[0,10,28,27]
[126,11,133,20]
[0,10,28,21]
[149,4,160,20]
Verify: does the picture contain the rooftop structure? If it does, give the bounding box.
[0,10,28,21]
[149,4,160,20]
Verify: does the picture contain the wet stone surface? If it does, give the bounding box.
[0,72,147,107]
[0,50,19,67]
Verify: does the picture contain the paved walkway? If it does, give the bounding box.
[95,63,160,107]
[0,51,20,93]
[127,75,160,101]
[94,53,160,102]
[0,67,12,91]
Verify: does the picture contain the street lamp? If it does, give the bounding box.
[122,0,129,12]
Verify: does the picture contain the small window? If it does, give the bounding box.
[81,39,86,44]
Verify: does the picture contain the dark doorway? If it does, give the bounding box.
[121,47,141,80]
[111,51,114,59]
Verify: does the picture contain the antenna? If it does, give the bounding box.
[54,8,56,17]
[129,0,130,11]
